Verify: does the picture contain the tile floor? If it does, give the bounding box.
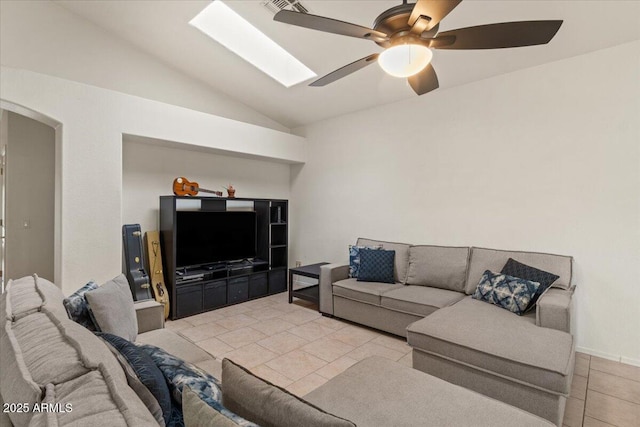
[167,292,640,427]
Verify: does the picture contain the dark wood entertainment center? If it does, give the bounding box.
[160,196,288,320]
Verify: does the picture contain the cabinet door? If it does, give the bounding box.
[204,280,227,310]
[176,284,203,318]
[249,273,268,298]
[228,277,249,304]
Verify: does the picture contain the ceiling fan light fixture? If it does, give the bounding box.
[378,44,432,78]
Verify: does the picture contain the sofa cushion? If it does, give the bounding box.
[465,247,572,294]
[138,328,214,365]
[348,245,382,278]
[222,358,355,427]
[501,258,560,312]
[183,386,247,427]
[381,285,465,317]
[472,270,540,316]
[357,238,411,283]
[304,356,554,427]
[333,278,403,305]
[63,280,100,330]
[407,297,574,394]
[406,245,470,292]
[85,275,138,341]
[29,369,159,427]
[357,248,395,284]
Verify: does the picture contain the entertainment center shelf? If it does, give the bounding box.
[160,196,288,320]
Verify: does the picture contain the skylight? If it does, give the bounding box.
[189,1,316,88]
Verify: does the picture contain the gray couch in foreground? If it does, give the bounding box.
[320,238,576,425]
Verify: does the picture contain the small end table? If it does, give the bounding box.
[288,262,329,305]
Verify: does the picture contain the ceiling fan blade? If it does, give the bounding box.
[408,64,439,95]
[310,54,380,87]
[274,10,388,42]
[409,0,462,31]
[433,21,563,50]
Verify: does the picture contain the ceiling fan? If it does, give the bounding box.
[273,0,563,95]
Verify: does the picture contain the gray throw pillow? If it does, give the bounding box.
[183,386,242,427]
[221,358,356,427]
[85,275,138,341]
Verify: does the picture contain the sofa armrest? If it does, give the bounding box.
[319,264,349,315]
[536,286,575,333]
[135,300,165,334]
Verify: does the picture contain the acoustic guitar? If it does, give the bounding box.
[173,177,223,197]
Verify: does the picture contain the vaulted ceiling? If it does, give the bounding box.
[56,1,640,129]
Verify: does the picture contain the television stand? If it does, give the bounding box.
[160,196,288,320]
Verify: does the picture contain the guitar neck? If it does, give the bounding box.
[198,187,223,196]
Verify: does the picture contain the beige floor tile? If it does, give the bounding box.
[278,309,321,325]
[397,352,412,368]
[183,311,224,326]
[179,323,229,342]
[265,350,327,382]
[247,306,287,321]
[268,302,305,314]
[590,356,640,383]
[562,396,585,427]
[165,319,193,332]
[346,341,405,362]
[217,327,268,349]
[301,337,355,363]
[215,313,259,330]
[571,374,588,401]
[575,355,590,377]
[214,304,252,316]
[221,343,279,369]
[585,390,640,427]
[250,364,293,388]
[196,336,234,357]
[286,373,328,397]
[370,334,412,354]
[311,316,349,331]
[241,298,274,310]
[589,369,640,404]
[576,352,591,361]
[315,356,358,380]
[257,331,309,355]
[582,416,617,427]
[328,325,378,347]
[288,322,337,341]
[249,318,296,336]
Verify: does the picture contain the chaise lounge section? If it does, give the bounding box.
[319,238,576,425]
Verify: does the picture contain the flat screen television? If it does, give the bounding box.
[175,211,257,268]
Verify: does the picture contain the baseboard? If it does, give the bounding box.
[576,346,640,367]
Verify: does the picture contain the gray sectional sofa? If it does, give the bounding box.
[3,273,557,427]
[319,238,576,426]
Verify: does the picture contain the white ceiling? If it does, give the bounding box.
[56,1,640,129]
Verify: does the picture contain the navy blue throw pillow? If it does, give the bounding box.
[357,249,395,284]
[501,258,559,312]
[96,332,172,426]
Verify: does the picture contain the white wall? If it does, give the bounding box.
[291,41,640,365]
[4,112,55,281]
[123,138,291,234]
[1,67,306,296]
[0,0,288,133]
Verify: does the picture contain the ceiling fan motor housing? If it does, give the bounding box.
[372,4,439,48]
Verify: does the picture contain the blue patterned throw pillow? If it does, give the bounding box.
[63,281,100,330]
[501,258,559,313]
[348,245,382,278]
[96,332,172,426]
[357,248,395,284]
[137,344,258,427]
[472,270,540,316]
